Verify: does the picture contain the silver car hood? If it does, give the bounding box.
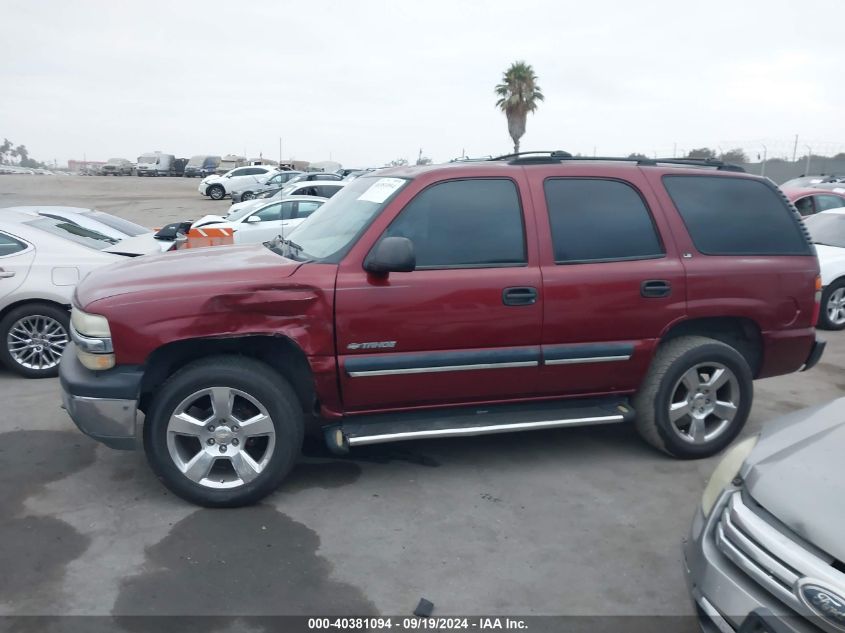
[741,398,845,561]
[102,233,174,256]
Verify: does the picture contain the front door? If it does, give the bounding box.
[334,177,543,411]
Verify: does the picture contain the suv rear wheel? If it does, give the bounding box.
[144,356,303,507]
[633,336,753,459]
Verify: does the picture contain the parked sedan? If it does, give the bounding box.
[0,211,171,378]
[783,187,845,216]
[804,209,845,329]
[225,181,346,218]
[191,195,326,244]
[230,170,303,203]
[2,206,149,241]
[684,398,845,633]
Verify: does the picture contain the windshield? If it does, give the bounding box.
[278,176,409,262]
[106,158,123,165]
[228,203,261,222]
[187,155,206,167]
[138,155,157,164]
[83,210,148,237]
[805,213,845,248]
[27,218,119,250]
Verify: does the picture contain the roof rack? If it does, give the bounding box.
[488,151,745,172]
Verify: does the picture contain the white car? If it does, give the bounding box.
[198,165,278,200]
[804,208,845,329]
[191,195,327,244]
[225,180,347,217]
[0,210,174,378]
[2,206,149,241]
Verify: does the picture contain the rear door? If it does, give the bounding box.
[334,176,543,411]
[0,231,35,303]
[529,168,687,396]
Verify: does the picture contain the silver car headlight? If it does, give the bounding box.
[70,307,115,370]
[700,435,759,517]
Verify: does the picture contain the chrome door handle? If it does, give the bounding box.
[0,269,15,279]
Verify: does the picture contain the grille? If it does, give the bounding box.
[715,491,845,622]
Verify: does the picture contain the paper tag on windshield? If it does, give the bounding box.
[357,178,405,203]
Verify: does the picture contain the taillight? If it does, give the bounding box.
[811,275,822,326]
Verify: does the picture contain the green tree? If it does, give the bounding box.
[495,61,544,154]
[687,147,717,159]
[719,148,748,163]
[627,153,649,160]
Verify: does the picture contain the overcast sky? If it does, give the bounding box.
[2,0,843,167]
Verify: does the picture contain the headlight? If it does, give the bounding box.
[700,435,759,517]
[70,307,115,370]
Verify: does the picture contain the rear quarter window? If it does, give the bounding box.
[662,176,811,256]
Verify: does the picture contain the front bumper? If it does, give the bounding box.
[59,343,144,450]
[684,491,820,633]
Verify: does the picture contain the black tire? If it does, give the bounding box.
[0,302,70,378]
[632,336,753,459]
[241,191,255,201]
[208,184,225,200]
[818,279,845,330]
[144,355,303,507]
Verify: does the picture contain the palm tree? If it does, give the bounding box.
[495,61,544,154]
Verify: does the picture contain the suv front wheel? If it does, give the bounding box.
[144,356,303,507]
[633,336,753,459]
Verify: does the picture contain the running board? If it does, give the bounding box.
[324,397,634,454]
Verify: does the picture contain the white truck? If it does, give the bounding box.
[136,152,176,177]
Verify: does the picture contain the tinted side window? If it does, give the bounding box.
[384,179,525,268]
[663,176,811,255]
[815,195,845,212]
[295,201,322,218]
[230,168,248,177]
[544,179,663,263]
[0,232,27,256]
[318,185,341,198]
[278,202,296,220]
[794,196,814,217]
[255,203,282,222]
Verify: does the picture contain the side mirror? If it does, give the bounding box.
[246,215,261,223]
[364,236,415,274]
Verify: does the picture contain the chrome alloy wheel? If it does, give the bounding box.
[7,315,68,370]
[827,287,845,326]
[166,387,276,489]
[667,362,739,444]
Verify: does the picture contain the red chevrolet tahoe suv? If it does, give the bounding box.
[60,152,825,507]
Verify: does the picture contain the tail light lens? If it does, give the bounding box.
[812,275,822,326]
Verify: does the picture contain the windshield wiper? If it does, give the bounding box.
[265,236,310,261]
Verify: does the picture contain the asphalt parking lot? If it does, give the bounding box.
[0,175,843,626]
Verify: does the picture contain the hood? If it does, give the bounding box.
[191,214,229,229]
[741,398,845,561]
[102,233,175,256]
[76,243,301,306]
[227,200,261,215]
[202,174,223,184]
